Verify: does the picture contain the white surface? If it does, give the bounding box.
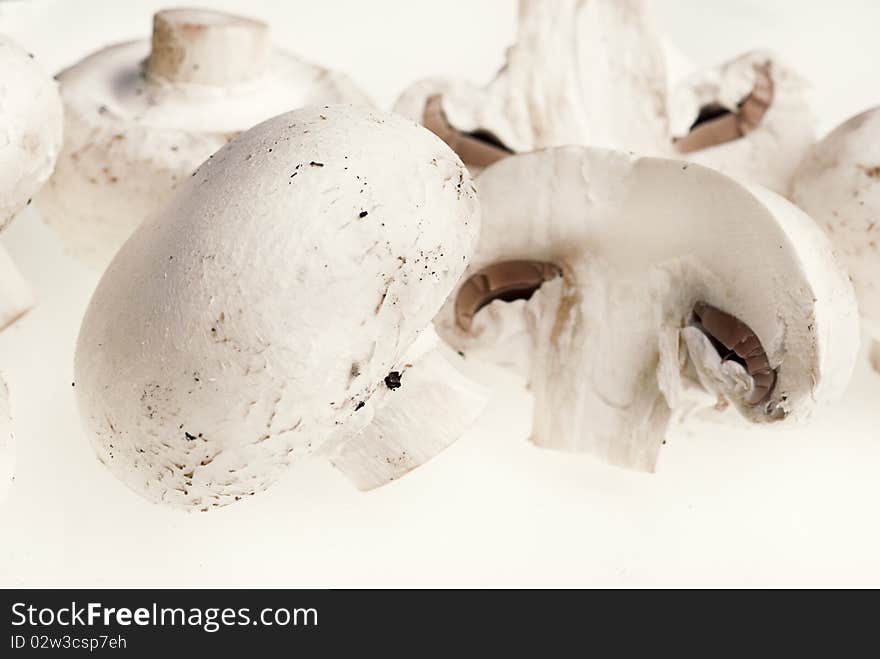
[0,0,879,587]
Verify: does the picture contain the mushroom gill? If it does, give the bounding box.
[691,301,777,406]
[455,260,561,332]
[422,95,513,169]
[674,63,774,154]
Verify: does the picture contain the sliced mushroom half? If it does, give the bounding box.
[394,0,670,170]
[436,147,859,471]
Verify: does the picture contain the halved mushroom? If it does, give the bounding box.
[0,35,63,328]
[37,8,372,268]
[435,147,859,471]
[75,105,484,510]
[791,106,880,372]
[393,0,669,170]
[669,51,814,194]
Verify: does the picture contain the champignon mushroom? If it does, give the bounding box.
[435,147,859,471]
[669,50,815,194]
[74,105,484,509]
[0,35,63,328]
[36,8,372,268]
[790,107,880,371]
[393,0,669,170]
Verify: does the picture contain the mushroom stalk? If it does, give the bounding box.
[331,329,486,490]
[37,9,372,269]
[0,246,34,331]
[147,9,270,86]
[394,0,669,169]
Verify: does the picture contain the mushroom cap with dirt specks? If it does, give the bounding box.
[75,105,481,510]
[791,106,880,367]
[0,36,62,449]
[436,147,859,471]
[36,9,372,268]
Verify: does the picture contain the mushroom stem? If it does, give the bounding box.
[0,245,34,331]
[147,9,270,86]
[524,263,675,471]
[331,343,486,490]
[422,95,512,169]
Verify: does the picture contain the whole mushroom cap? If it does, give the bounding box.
[75,105,481,509]
[0,35,63,228]
[791,106,880,364]
[37,8,372,268]
[436,147,859,470]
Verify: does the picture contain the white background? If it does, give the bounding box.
[1,0,879,587]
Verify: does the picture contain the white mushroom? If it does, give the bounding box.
[75,105,484,510]
[0,34,63,328]
[436,147,859,471]
[393,0,669,170]
[669,50,815,194]
[37,8,372,268]
[791,107,880,371]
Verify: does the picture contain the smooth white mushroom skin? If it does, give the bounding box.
[791,107,880,370]
[75,105,481,510]
[0,35,63,328]
[394,0,669,168]
[436,147,859,471]
[37,9,372,268]
[670,50,815,194]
